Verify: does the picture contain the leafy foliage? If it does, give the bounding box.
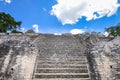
[105,24,120,37]
[0,12,22,33]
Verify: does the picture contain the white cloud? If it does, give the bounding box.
[0,0,11,3]
[5,0,11,3]
[70,29,85,35]
[51,0,120,25]
[20,28,25,31]
[32,24,39,33]
[54,33,62,35]
[104,32,109,37]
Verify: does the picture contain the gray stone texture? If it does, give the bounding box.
[0,33,119,80]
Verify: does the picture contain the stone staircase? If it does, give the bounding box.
[32,35,90,80]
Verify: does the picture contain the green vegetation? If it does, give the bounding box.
[105,23,120,37]
[0,12,22,33]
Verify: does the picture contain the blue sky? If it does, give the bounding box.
[0,0,120,34]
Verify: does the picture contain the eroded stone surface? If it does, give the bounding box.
[0,33,120,80]
[91,36,120,80]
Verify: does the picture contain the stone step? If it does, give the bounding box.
[34,73,89,75]
[36,63,87,66]
[36,65,88,68]
[38,57,87,61]
[37,61,87,64]
[33,78,90,80]
[40,49,84,51]
[35,68,88,73]
[37,59,87,62]
[38,55,86,58]
[39,55,87,58]
[34,73,90,78]
[36,68,88,70]
[42,52,85,54]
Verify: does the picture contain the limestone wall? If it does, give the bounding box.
[91,36,120,80]
[0,35,38,80]
[8,46,38,80]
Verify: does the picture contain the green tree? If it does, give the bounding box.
[0,12,22,33]
[116,26,120,36]
[105,23,120,37]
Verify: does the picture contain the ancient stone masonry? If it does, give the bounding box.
[0,33,120,80]
[32,34,91,80]
[0,44,10,75]
[90,36,120,80]
[0,35,38,80]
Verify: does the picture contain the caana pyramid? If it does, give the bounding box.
[0,33,120,80]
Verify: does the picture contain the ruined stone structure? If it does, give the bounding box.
[0,33,120,80]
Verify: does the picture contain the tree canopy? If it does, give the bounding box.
[105,23,120,37]
[0,12,22,33]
